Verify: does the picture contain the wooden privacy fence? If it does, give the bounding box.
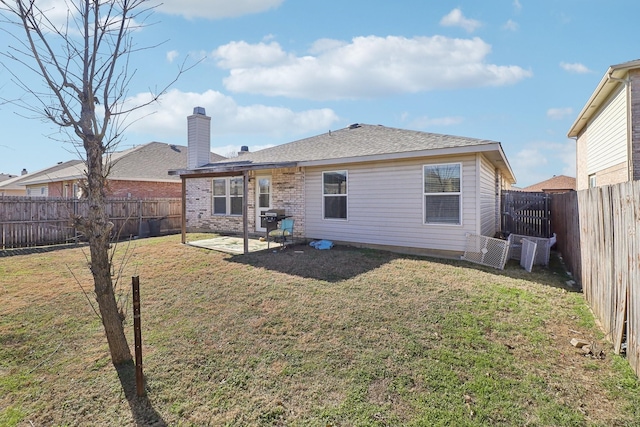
[501,191,552,238]
[550,191,581,285]
[0,197,181,249]
[577,182,640,376]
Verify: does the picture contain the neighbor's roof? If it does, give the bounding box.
[173,123,516,183]
[18,142,224,185]
[0,173,17,183]
[521,175,576,192]
[0,159,84,191]
[567,59,640,138]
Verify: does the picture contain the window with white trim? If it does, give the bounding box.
[323,170,347,219]
[424,163,461,225]
[212,177,244,215]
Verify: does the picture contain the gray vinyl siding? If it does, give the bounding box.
[304,155,482,253]
[479,155,497,237]
[587,84,628,174]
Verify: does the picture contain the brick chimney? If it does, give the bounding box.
[187,106,211,169]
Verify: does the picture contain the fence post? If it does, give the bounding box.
[132,276,145,397]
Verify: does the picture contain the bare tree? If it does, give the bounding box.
[0,0,182,367]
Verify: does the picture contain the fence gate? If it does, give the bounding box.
[501,191,552,238]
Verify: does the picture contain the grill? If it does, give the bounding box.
[261,209,287,234]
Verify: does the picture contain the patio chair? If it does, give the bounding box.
[268,218,294,249]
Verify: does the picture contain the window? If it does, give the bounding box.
[229,177,243,215]
[424,163,461,225]
[212,177,244,215]
[589,174,597,188]
[323,170,347,219]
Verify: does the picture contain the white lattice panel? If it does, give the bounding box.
[520,238,538,272]
[461,233,509,270]
[507,233,556,266]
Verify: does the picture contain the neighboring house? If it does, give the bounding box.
[0,173,19,196]
[0,162,82,197]
[1,142,224,199]
[0,173,17,182]
[568,59,640,190]
[520,175,576,194]
[171,107,516,257]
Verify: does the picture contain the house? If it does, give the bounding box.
[170,107,516,257]
[0,162,82,197]
[0,172,20,196]
[520,175,576,194]
[568,59,640,190]
[0,142,225,198]
[0,173,17,182]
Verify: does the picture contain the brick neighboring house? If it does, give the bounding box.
[171,107,516,257]
[568,59,640,190]
[0,142,224,198]
[520,175,576,194]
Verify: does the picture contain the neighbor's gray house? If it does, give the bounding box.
[171,107,516,257]
[568,59,640,191]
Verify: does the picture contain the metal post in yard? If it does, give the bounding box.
[132,276,145,397]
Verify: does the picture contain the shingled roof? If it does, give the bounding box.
[521,175,576,193]
[0,159,84,191]
[17,142,225,185]
[172,124,515,183]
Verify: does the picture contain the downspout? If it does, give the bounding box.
[608,72,632,181]
[242,170,249,255]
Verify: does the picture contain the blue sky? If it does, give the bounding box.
[0,0,638,187]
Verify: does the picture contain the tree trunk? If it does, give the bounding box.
[85,137,132,366]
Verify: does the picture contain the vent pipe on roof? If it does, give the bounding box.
[237,145,249,156]
[187,107,211,169]
[21,168,28,175]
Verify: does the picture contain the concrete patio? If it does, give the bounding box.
[187,235,276,254]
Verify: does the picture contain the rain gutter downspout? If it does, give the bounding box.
[608,72,632,181]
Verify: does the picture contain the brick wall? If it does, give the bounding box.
[270,167,305,238]
[47,181,65,198]
[575,133,589,190]
[593,162,628,187]
[45,179,181,199]
[107,180,182,198]
[185,167,306,238]
[185,177,244,234]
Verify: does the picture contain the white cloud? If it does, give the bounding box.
[214,36,532,101]
[155,0,284,19]
[121,88,339,141]
[513,0,522,12]
[166,50,179,63]
[213,41,290,69]
[560,62,591,74]
[547,107,573,120]
[440,8,482,33]
[503,19,519,31]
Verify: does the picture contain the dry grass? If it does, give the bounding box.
[1,234,639,426]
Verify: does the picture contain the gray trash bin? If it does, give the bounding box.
[148,219,161,237]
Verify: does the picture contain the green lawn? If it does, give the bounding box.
[1,234,639,426]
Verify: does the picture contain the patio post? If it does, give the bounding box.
[243,170,249,255]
